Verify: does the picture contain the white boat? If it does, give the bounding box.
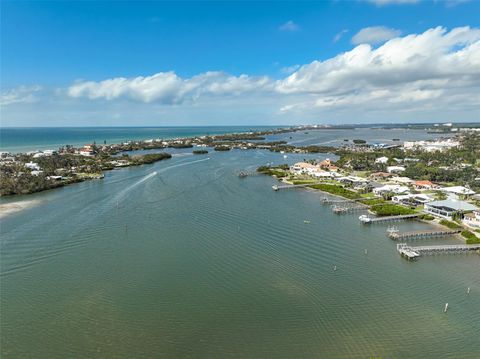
[359,215,371,223]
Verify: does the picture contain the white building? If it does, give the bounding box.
[338,176,368,186]
[375,156,389,164]
[373,184,410,196]
[386,166,406,174]
[463,210,480,228]
[390,176,414,185]
[403,139,460,152]
[25,162,41,171]
[440,186,476,197]
[290,162,317,175]
[392,193,432,205]
[424,199,478,219]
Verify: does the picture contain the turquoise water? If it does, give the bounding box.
[0,126,450,153]
[1,144,479,358]
[0,126,280,153]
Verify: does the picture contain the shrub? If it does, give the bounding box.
[418,214,435,221]
[370,204,416,216]
[308,184,361,199]
[439,219,462,229]
[214,146,231,151]
[461,230,480,244]
[359,198,385,206]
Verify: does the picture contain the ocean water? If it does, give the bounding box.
[0,126,280,153]
[0,126,451,153]
[1,143,479,358]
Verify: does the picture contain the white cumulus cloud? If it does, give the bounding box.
[68,71,273,104]
[351,26,402,45]
[1,85,43,106]
[278,20,300,32]
[4,26,480,125]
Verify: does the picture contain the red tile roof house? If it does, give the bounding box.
[318,159,339,171]
[414,180,438,190]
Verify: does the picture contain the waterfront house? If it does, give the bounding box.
[392,193,432,206]
[318,159,339,171]
[338,176,368,187]
[369,172,392,181]
[290,162,317,175]
[312,170,334,178]
[424,199,478,219]
[463,210,480,228]
[373,184,410,196]
[414,180,438,190]
[390,177,414,185]
[403,139,460,152]
[440,186,476,197]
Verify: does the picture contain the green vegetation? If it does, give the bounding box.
[292,180,320,185]
[0,152,172,196]
[439,219,462,229]
[370,203,416,216]
[132,153,172,164]
[335,133,480,192]
[433,191,448,200]
[168,143,193,149]
[308,183,361,199]
[256,165,287,178]
[193,149,208,155]
[418,214,435,220]
[461,230,480,244]
[359,198,386,206]
[299,145,336,153]
[353,139,367,144]
[214,146,231,151]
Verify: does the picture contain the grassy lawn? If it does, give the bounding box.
[292,179,321,185]
[461,230,480,244]
[439,219,462,229]
[359,198,385,206]
[308,183,361,199]
[370,203,416,216]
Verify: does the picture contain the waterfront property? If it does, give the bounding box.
[424,199,478,220]
[439,186,476,197]
[414,180,438,190]
[392,193,432,205]
[373,184,410,196]
[463,210,480,228]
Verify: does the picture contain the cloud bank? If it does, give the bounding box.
[351,26,402,45]
[2,26,480,125]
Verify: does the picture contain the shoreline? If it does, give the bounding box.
[274,177,471,240]
[0,125,336,198]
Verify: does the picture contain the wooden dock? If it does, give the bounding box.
[397,243,480,260]
[321,197,356,204]
[272,182,322,191]
[359,213,420,224]
[387,229,461,240]
[332,204,367,214]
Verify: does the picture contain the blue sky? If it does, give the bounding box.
[1,0,480,126]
